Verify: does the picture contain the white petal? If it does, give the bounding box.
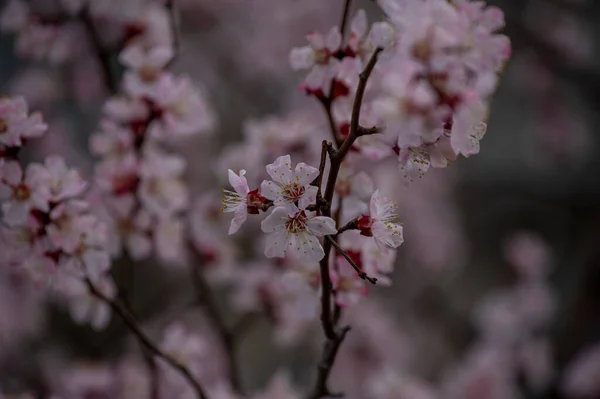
[228,169,250,195]
[260,206,290,233]
[372,221,403,249]
[293,162,319,186]
[229,208,248,235]
[306,216,338,237]
[289,46,314,70]
[326,27,342,51]
[260,179,283,201]
[351,9,368,38]
[298,185,318,210]
[290,232,325,262]
[266,155,293,185]
[264,230,290,258]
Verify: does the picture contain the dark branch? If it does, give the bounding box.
[80,12,118,93]
[327,236,377,284]
[165,0,180,67]
[339,0,353,39]
[308,326,351,399]
[189,254,244,393]
[85,278,210,399]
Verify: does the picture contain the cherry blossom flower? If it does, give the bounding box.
[0,96,47,147]
[261,204,337,262]
[0,160,51,226]
[222,169,267,235]
[120,43,174,96]
[44,155,87,202]
[260,155,319,211]
[357,190,403,249]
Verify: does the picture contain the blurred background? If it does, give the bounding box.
[0,0,599,398]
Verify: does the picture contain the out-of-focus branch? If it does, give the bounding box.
[85,278,210,399]
[80,12,118,93]
[339,0,353,39]
[165,0,180,67]
[308,326,351,399]
[188,246,260,394]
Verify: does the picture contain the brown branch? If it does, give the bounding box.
[188,259,244,393]
[80,12,118,93]
[308,326,351,399]
[336,217,359,235]
[357,125,382,136]
[327,236,377,284]
[339,0,353,39]
[165,0,180,67]
[311,47,383,398]
[85,278,210,399]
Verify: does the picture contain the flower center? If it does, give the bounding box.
[283,182,305,202]
[138,66,160,83]
[315,48,332,65]
[286,211,307,234]
[13,183,31,201]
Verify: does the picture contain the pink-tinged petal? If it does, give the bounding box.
[290,231,326,262]
[127,234,152,260]
[306,32,325,49]
[289,46,315,70]
[82,249,111,277]
[118,44,145,69]
[264,230,290,258]
[260,179,283,201]
[2,161,23,185]
[372,220,403,249]
[293,162,319,186]
[148,45,174,69]
[369,22,396,48]
[351,9,368,38]
[306,216,338,237]
[266,155,293,185]
[325,27,342,51]
[2,201,29,226]
[298,185,318,210]
[260,206,290,233]
[398,147,430,181]
[228,169,250,195]
[229,208,248,235]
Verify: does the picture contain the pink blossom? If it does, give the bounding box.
[120,43,174,96]
[0,96,47,147]
[62,274,116,330]
[331,254,367,306]
[261,205,337,262]
[260,155,319,211]
[146,74,216,139]
[222,169,267,235]
[357,190,403,250]
[0,160,51,226]
[44,155,87,202]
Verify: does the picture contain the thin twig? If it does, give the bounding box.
[308,326,351,399]
[80,12,118,93]
[339,0,353,40]
[85,278,210,399]
[166,0,180,67]
[189,260,244,393]
[327,236,377,284]
[336,217,359,236]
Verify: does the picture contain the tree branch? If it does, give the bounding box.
[188,258,244,393]
[327,235,377,284]
[80,12,118,93]
[339,0,353,40]
[308,326,351,399]
[85,278,210,399]
[165,0,180,67]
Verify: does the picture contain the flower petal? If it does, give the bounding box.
[266,155,293,185]
[306,216,338,237]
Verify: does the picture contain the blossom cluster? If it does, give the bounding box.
[89,1,215,263]
[0,96,114,330]
[291,1,510,181]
